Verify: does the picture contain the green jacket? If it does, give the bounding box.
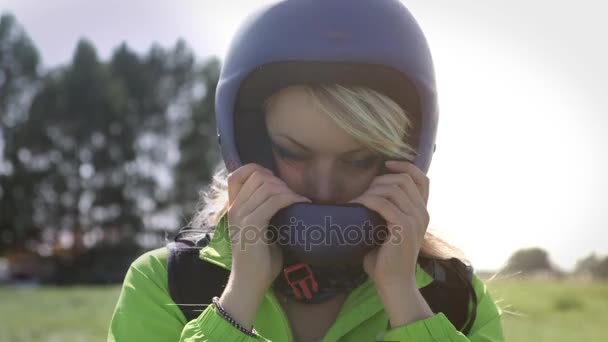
[108,215,505,341]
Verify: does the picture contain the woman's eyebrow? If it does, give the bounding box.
[274,134,367,155]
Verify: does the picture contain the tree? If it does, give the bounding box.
[0,12,41,253]
[575,253,608,280]
[109,39,204,230]
[501,247,556,275]
[22,40,140,236]
[173,57,221,221]
[0,13,223,283]
[0,13,39,119]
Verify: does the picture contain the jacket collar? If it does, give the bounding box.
[198,213,232,270]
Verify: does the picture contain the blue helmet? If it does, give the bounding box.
[214,0,438,280]
[216,0,438,174]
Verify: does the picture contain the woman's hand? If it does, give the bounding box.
[227,162,311,287]
[349,160,434,327]
[219,163,311,330]
[350,160,430,284]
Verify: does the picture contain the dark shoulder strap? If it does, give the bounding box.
[418,256,478,335]
[168,236,478,332]
[167,229,230,322]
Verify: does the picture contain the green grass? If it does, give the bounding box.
[0,285,121,342]
[0,279,606,341]
[487,278,608,341]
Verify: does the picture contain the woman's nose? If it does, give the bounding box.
[305,166,341,205]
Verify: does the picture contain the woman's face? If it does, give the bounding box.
[265,86,384,204]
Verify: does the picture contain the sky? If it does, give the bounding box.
[1,0,607,271]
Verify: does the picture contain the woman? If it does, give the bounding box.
[108,0,505,341]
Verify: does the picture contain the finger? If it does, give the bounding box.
[363,184,413,217]
[384,160,430,205]
[231,170,285,211]
[227,163,273,203]
[253,192,312,224]
[372,173,426,210]
[368,181,429,228]
[349,193,405,225]
[240,182,309,216]
[363,247,378,276]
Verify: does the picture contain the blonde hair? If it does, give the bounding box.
[189,84,468,262]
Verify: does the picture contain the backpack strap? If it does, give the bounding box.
[167,228,229,322]
[167,235,477,334]
[418,256,478,335]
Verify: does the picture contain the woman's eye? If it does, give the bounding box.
[274,145,307,161]
[347,156,379,169]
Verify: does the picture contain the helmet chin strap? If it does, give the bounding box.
[271,253,369,304]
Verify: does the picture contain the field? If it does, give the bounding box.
[488,277,608,341]
[0,278,606,341]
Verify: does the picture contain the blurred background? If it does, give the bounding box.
[0,0,606,341]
